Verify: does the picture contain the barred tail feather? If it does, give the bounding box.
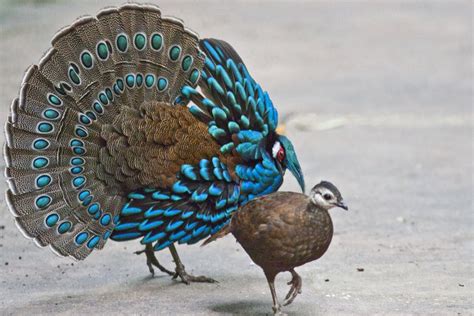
[4,3,204,260]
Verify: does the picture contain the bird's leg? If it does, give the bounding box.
[134,243,174,277]
[283,269,302,306]
[168,244,217,284]
[265,272,282,315]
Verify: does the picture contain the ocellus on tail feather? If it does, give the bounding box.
[4,3,305,284]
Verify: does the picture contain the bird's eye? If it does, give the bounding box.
[276,147,285,162]
[323,194,332,200]
[272,141,285,163]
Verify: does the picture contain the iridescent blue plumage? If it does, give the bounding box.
[112,39,304,252]
[4,4,303,284]
[112,156,238,250]
[111,38,303,271]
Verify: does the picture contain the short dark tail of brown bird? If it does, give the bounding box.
[201,224,232,246]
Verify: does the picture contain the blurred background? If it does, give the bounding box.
[0,1,472,315]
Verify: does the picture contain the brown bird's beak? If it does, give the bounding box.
[335,201,348,211]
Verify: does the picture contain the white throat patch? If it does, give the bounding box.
[272,141,281,158]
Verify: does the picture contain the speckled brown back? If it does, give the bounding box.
[231,192,334,275]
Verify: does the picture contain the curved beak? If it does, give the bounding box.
[335,200,348,211]
[287,159,305,193]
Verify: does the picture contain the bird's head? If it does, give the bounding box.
[310,181,348,211]
[271,135,305,193]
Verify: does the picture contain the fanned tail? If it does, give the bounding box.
[4,3,204,260]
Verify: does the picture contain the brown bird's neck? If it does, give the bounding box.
[306,205,334,261]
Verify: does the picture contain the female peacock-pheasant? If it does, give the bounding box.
[4,3,304,283]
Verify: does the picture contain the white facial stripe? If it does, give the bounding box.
[272,141,281,158]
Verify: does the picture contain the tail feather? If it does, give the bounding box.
[201,223,232,247]
[4,3,204,260]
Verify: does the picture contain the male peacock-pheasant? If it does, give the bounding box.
[4,3,304,283]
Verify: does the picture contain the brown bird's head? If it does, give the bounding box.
[310,181,348,211]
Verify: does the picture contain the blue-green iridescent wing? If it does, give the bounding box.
[181,38,280,162]
[110,157,240,249]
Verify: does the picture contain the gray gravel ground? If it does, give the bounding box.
[0,1,472,315]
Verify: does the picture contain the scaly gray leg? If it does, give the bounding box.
[265,271,283,315]
[168,244,217,284]
[135,243,174,277]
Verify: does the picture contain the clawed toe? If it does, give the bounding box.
[173,263,218,284]
[283,270,302,306]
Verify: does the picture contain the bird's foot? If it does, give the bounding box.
[272,304,287,315]
[135,245,174,277]
[172,262,217,284]
[283,271,302,306]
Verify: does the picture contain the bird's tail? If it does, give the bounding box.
[4,3,204,260]
[201,223,232,246]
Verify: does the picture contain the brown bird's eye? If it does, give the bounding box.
[323,194,332,200]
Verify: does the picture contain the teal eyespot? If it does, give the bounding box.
[70,166,83,175]
[87,203,100,215]
[93,101,104,114]
[136,73,143,87]
[87,236,100,249]
[79,114,91,125]
[58,221,72,234]
[100,214,111,226]
[181,55,193,71]
[97,41,109,60]
[69,139,84,147]
[126,74,135,88]
[36,174,52,188]
[75,232,89,245]
[116,34,128,52]
[169,45,181,61]
[70,157,85,166]
[150,33,163,51]
[35,195,52,209]
[78,190,90,201]
[116,78,124,91]
[189,69,200,84]
[37,122,53,133]
[134,33,146,50]
[75,126,88,138]
[105,88,113,101]
[47,93,62,107]
[98,92,108,105]
[68,63,81,85]
[43,109,60,120]
[157,77,168,91]
[80,51,93,69]
[145,74,155,88]
[72,176,86,188]
[33,139,49,150]
[32,157,49,169]
[45,213,59,227]
[73,147,86,155]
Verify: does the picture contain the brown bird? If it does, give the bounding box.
[204,181,348,314]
